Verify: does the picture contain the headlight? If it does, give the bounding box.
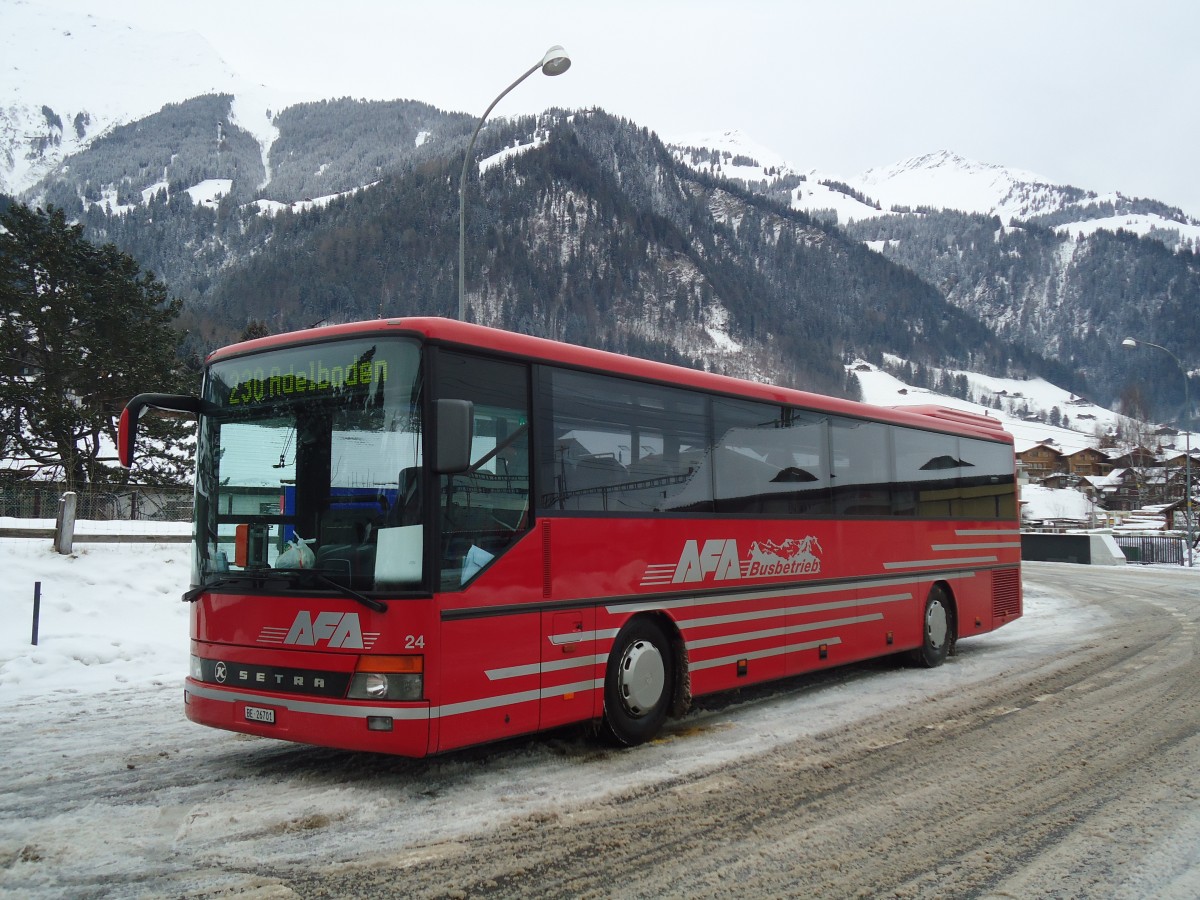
[362,673,389,698]
[346,655,423,701]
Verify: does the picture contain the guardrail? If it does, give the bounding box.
[1112,534,1187,565]
[2,491,190,549]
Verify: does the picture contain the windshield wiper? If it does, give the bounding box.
[306,570,388,613]
[183,569,387,613]
[183,575,259,603]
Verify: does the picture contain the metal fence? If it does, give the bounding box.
[0,483,192,522]
[1112,534,1186,566]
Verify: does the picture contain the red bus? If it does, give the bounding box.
[120,317,1021,756]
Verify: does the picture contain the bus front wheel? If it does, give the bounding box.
[601,618,674,746]
[912,585,954,668]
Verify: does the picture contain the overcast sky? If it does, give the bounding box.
[44,0,1200,216]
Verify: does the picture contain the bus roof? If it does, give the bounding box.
[207,317,1013,444]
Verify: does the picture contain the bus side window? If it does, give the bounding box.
[539,367,710,514]
[830,418,892,517]
[958,437,1017,519]
[435,351,531,589]
[893,426,959,517]
[712,399,832,516]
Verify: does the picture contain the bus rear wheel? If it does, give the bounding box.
[912,585,954,668]
[601,618,674,746]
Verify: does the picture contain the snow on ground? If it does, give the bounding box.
[250,182,379,217]
[1057,211,1200,245]
[669,129,790,183]
[1020,483,1101,523]
[185,178,232,207]
[0,525,191,698]
[478,126,554,175]
[792,179,888,222]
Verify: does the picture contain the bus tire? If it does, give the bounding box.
[601,618,674,746]
[912,585,954,668]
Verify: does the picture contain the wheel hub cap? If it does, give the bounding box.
[619,639,665,716]
[926,600,948,649]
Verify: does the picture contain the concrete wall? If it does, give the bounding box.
[1021,532,1127,565]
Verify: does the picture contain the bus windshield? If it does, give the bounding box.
[195,337,424,593]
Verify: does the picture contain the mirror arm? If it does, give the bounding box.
[119,393,204,467]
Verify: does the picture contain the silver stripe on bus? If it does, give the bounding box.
[931,542,1021,551]
[486,653,606,681]
[955,528,1020,536]
[857,591,914,607]
[688,613,883,651]
[676,592,911,631]
[186,683,430,719]
[493,592,911,682]
[549,629,616,646]
[608,570,975,616]
[432,680,601,718]
[689,637,843,672]
[433,687,543,718]
[190,680,602,722]
[884,556,997,569]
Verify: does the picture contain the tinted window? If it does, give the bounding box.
[893,426,961,517]
[830,418,892,516]
[538,369,710,513]
[958,437,1017,519]
[534,368,1015,522]
[712,399,831,515]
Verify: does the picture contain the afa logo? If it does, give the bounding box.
[257,611,380,649]
[664,536,823,584]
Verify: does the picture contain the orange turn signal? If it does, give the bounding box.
[356,655,423,674]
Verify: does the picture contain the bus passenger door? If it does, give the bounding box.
[540,608,598,731]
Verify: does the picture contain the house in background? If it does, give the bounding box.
[1017,440,1066,481]
[1065,447,1110,478]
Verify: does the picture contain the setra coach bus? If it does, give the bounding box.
[120,317,1022,756]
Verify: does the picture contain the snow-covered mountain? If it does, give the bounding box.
[668,133,1200,247]
[850,150,1200,242]
[853,150,1083,220]
[7,0,1194,246]
[0,0,288,195]
[669,129,793,183]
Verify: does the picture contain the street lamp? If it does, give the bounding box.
[458,45,572,322]
[1122,336,1194,565]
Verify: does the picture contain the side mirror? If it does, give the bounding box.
[119,393,204,466]
[434,399,474,474]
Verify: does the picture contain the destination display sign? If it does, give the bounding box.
[224,358,389,406]
[205,338,409,410]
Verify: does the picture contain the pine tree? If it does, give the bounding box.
[0,204,194,488]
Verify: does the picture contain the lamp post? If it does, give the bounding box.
[458,45,571,322]
[1122,336,1193,565]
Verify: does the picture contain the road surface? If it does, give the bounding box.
[1,562,1197,898]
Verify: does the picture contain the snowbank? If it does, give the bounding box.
[0,535,191,698]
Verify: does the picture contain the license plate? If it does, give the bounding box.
[244,705,275,724]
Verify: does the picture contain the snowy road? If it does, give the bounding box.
[1,562,1198,898]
